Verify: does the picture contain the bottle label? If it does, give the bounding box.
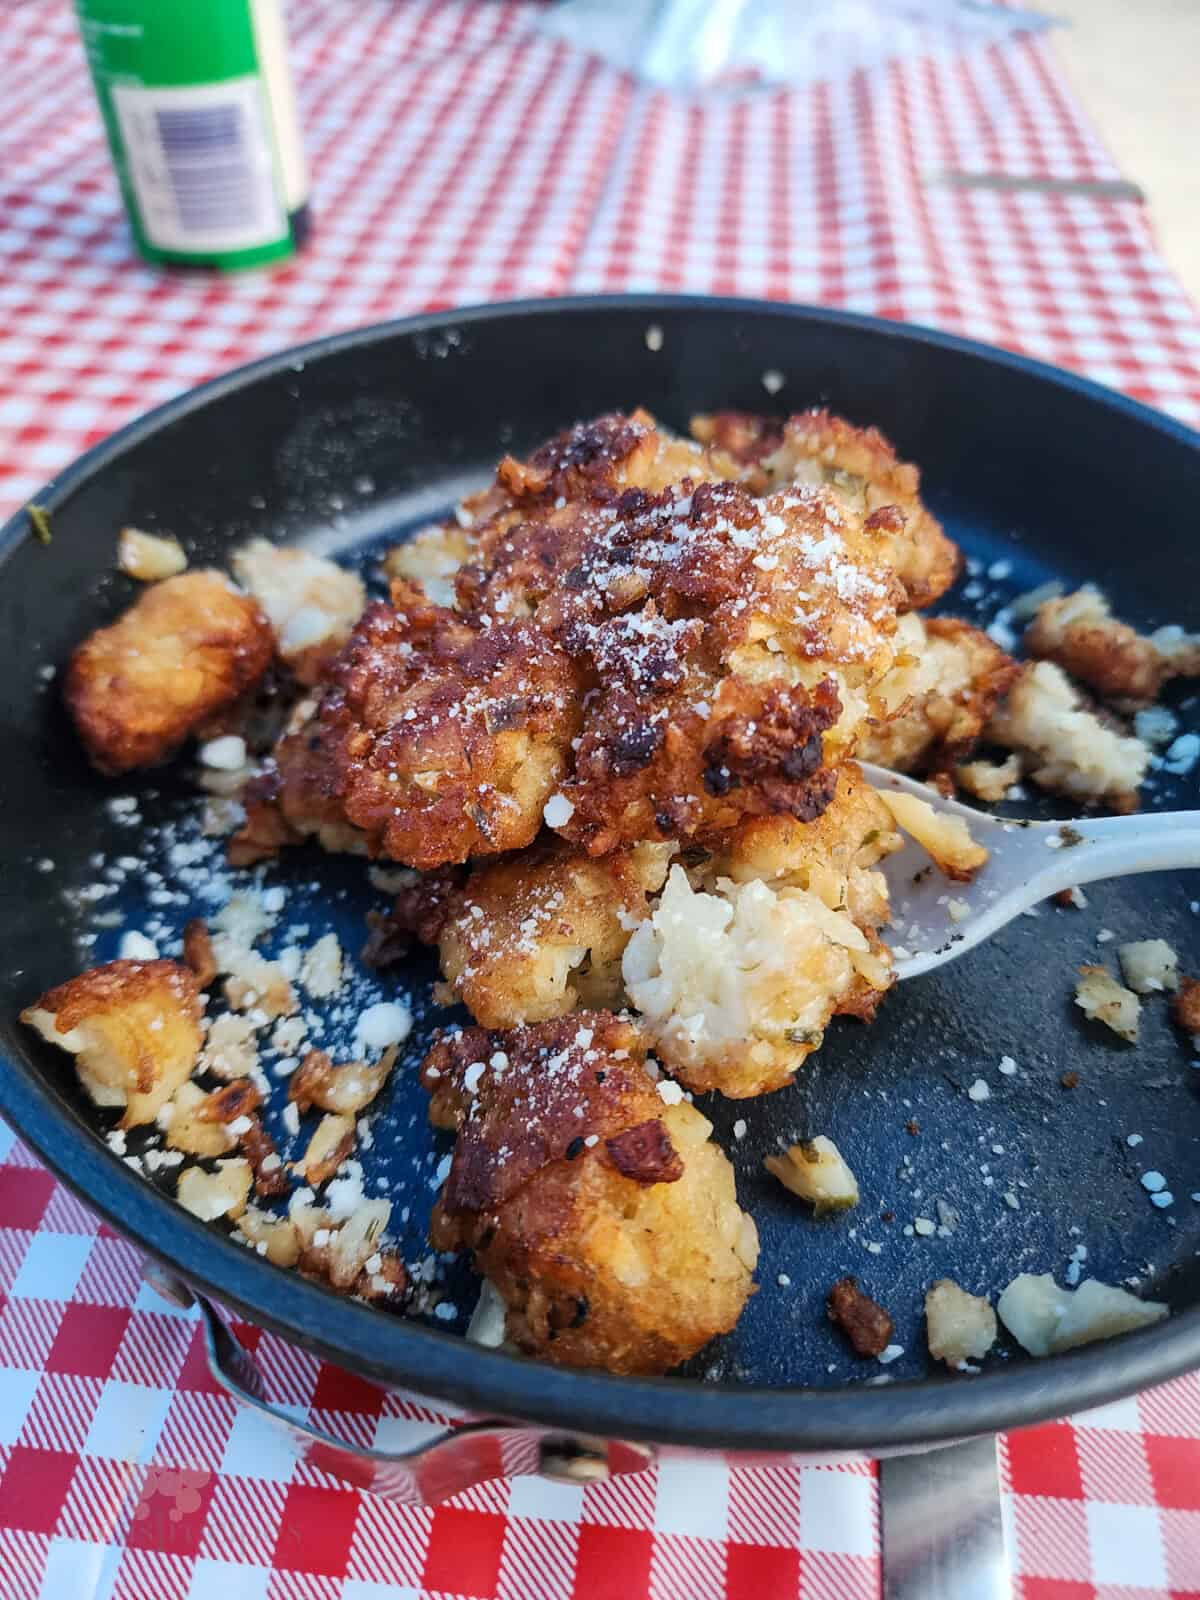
[111,75,287,255]
[76,0,308,269]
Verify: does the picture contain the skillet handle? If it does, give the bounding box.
[143,1266,655,1503]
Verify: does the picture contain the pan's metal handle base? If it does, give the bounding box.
[142,1265,655,1502]
[880,1435,1010,1600]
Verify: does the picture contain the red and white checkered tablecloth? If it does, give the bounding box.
[2,3,1200,1598]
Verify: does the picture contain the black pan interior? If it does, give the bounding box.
[1,296,1198,1452]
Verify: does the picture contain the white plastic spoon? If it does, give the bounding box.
[857,762,1200,981]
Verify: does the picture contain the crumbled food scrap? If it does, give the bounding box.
[65,570,273,774]
[1060,1071,1080,1089]
[1118,939,1179,995]
[466,1280,510,1347]
[420,1013,757,1375]
[182,919,216,987]
[1054,887,1088,910]
[176,1158,252,1222]
[1074,965,1141,1043]
[954,754,1023,804]
[289,1046,395,1115]
[967,1078,990,1103]
[200,1011,260,1081]
[198,734,246,772]
[1134,706,1179,747]
[290,1197,406,1300]
[299,932,343,998]
[294,1112,355,1186]
[623,864,891,1098]
[213,892,275,947]
[22,959,203,1127]
[117,527,187,582]
[876,790,987,881]
[161,1082,237,1158]
[1172,976,1200,1034]
[353,1001,412,1057]
[1025,586,1200,708]
[212,933,296,1019]
[827,1275,894,1358]
[765,1135,859,1215]
[998,1271,1167,1356]
[987,660,1147,812]
[383,519,477,608]
[236,1205,301,1267]
[231,538,367,685]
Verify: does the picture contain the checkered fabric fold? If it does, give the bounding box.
[1,3,1199,1597]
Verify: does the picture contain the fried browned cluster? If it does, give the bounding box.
[66,572,274,773]
[422,1014,758,1374]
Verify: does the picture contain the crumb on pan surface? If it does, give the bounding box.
[766,1135,860,1214]
[997,1272,1167,1357]
[1117,939,1178,995]
[827,1275,894,1357]
[1025,586,1200,709]
[925,1278,996,1370]
[66,571,274,774]
[420,1014,757,1374]
[1074,965,1141,1043]
[117,527,187,582]
[987,660,1148,812]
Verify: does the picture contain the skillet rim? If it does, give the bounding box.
[1,292,1198,1454]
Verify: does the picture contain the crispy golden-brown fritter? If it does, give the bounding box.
[691,408,960,610]
[66,571,274,774]
[1025,587,1200,709]
[859,613,1018,778]
[436,839,674,1028]
[260,585,581,870]
[422,1014,758,1374]
[22,959,203,1127]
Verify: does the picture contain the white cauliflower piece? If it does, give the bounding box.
[622,865,890,1097]
[231,538,366,685]
[1074,965,1141,1042]
[764,1136,859,1215]
[988,661,1148,811]
[925,1279,997,1369]
[998,1272,1167,1357]
[1117,939,1179,995]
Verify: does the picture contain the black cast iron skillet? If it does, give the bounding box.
[1,296,1198,1456]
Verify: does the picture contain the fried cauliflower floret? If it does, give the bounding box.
[622,865,892,1098]
[262,586,581,869]
[988,660,1148,812]
[705,760,902,931]
[231,539,366,685]
[422,1015,758,1374]
[860,613,1018,777]
[535,481,904,854]
[1025,587,1200,709]
[21,959,203,1127]
[437,839,674,1028]
[383,521,478,608]
[66,571,274,773]
[691,408,960,610]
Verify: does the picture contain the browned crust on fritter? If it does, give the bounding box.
[1024,594,1194,708]
[66,571,274,774]
[605,1119,684,1184]
[1173,975,1200,1034]
[827,1275,895,1357]
[30,958,202,1037]
[692,407,960,610]
[421,1014,661,1212]
[270,586,581,869]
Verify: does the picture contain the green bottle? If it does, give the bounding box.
[75,0,310,270]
